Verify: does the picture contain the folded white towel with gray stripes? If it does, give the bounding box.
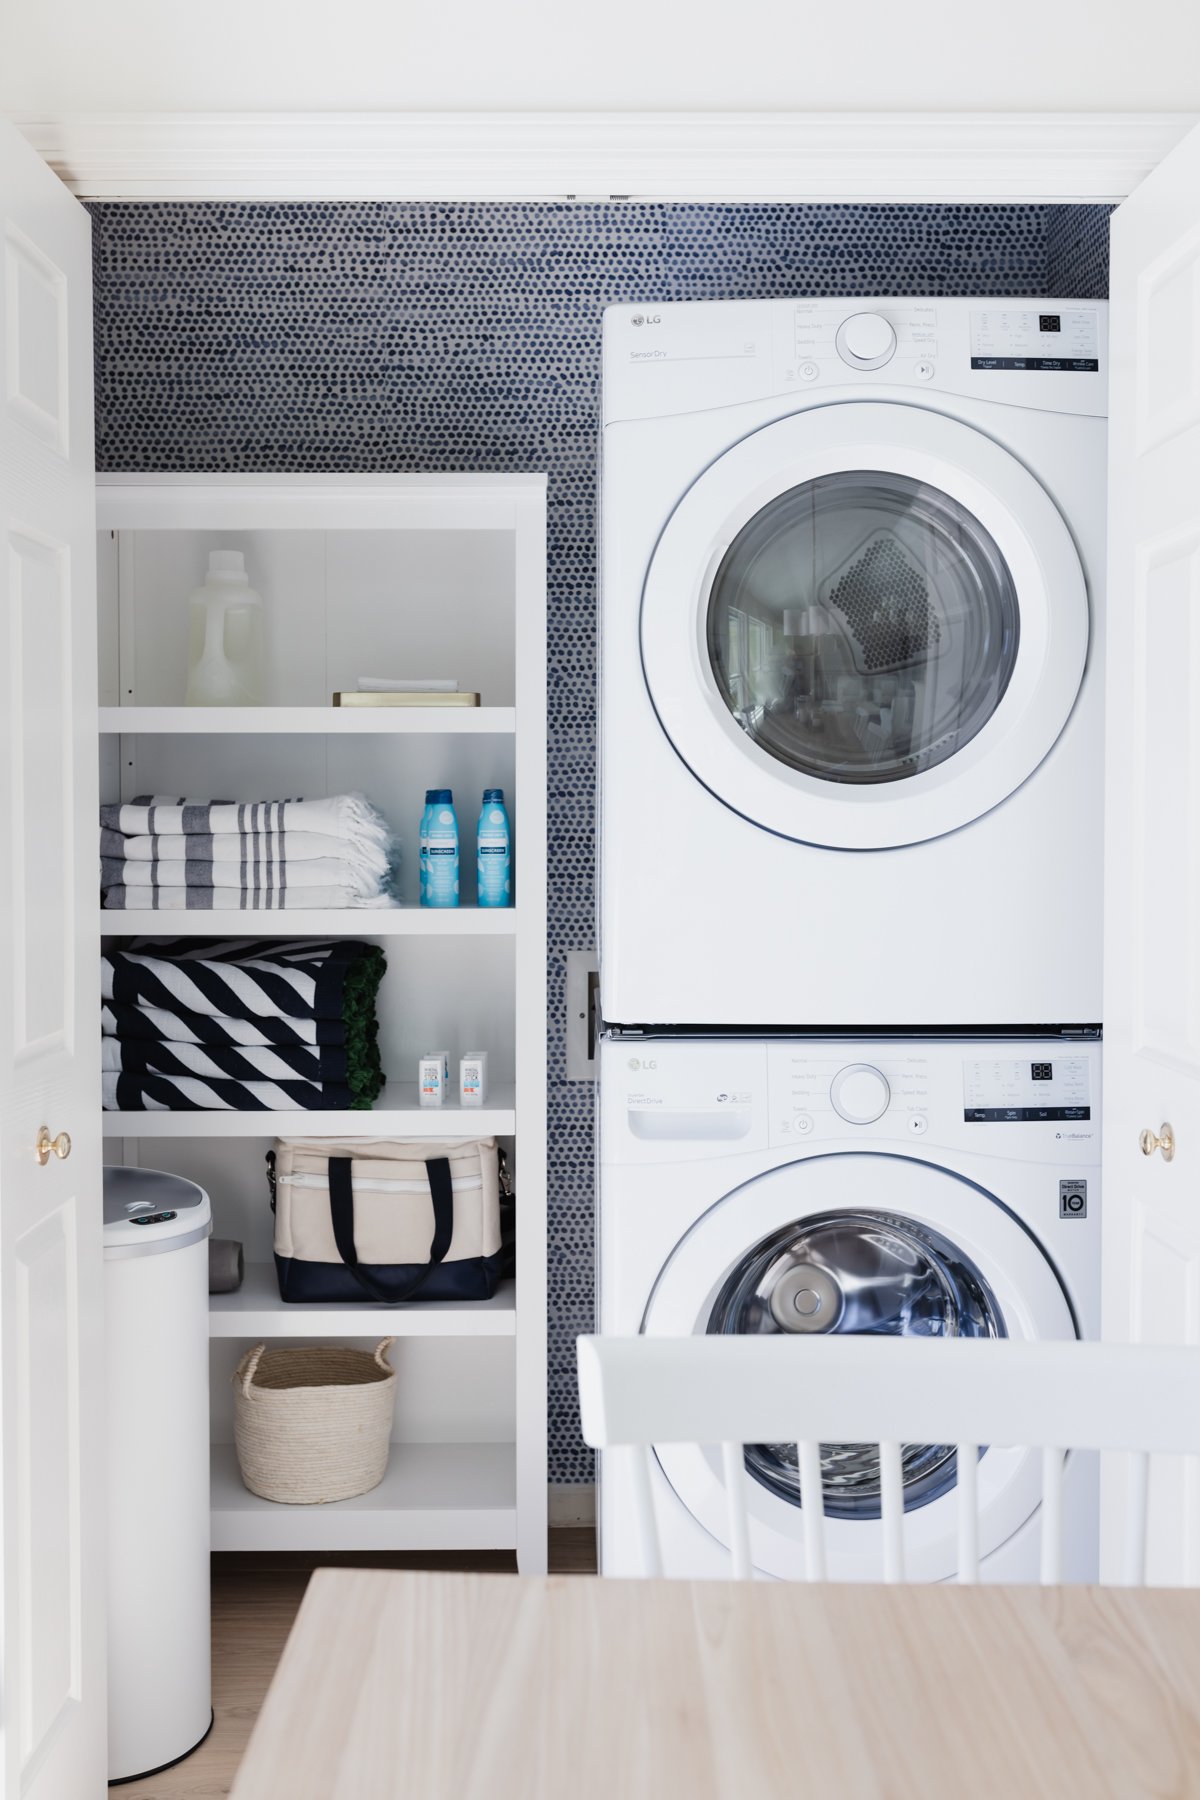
[100,827,382,868]
[102,883,383,911]
[100,793,391,848]
[103,855,365,889]
[99,794,396,909]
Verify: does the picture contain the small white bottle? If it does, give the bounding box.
[185,550,265,706]
[459,1052,488,1108]
[418,1051,450,1107]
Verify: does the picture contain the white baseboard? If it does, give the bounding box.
[549,1482,596,1528]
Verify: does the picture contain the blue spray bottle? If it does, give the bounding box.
[420,789,460,908]
[475,788,511,908]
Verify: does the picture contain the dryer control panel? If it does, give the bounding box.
[601,296,1108,425]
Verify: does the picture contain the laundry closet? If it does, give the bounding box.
[5,107,1200,1797]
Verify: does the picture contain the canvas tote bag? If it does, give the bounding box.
[268,1137,506,1304]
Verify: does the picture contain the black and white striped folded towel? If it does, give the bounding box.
[101,938,385,1024]
[101,1035,347,1086]
[102,1071,357,1111]
[101,1000,350,1048]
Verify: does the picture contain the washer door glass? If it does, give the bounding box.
[643,1152,1079,1581]
[706,473,1020,785]
[707,1210,1003,1518]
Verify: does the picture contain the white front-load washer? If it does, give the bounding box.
[597,1034,1100,1582]
[599,297,1106,1027]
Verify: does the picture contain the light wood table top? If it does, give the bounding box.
[230,1570,1200,1800]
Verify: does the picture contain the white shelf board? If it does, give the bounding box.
[98,907,517,937]
[210,1267,516,1338]
[210,1441,516,1552]
[99,705,515,735]
[102,1084,517,1138]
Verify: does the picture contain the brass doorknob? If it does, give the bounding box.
[35,1126,71,1166]
[1139,1122,1175,1163]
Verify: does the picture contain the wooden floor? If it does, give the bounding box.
[118,1533,597,1799]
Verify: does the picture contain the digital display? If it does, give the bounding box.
[1039,315,1061,333]
[963,1055,1089,1123]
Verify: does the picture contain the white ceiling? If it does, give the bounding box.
[3,0,1200,114]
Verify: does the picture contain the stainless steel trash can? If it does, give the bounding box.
[104,1166,212,1784]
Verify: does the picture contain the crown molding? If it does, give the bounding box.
[15,111,1196,204]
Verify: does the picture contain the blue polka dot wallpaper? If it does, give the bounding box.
[88,200,1110,1483]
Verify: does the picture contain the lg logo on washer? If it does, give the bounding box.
[628,1057,658,1071]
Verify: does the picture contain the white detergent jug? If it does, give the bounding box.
[185,550,265,705]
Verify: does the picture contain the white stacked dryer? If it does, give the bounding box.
[595,296,1107,1582]
[599,296,1106,1028]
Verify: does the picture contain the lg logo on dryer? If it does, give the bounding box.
[630,313,662,327]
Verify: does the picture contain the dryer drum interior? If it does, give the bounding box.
[705,472,1021,786]
[706,1211,1004,1519]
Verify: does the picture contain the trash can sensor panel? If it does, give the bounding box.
[103,1165,211,1259]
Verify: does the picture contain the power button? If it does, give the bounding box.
[799,362,819,381]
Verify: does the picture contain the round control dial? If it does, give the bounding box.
[830,1063,891,1125]
[835,312,897,370]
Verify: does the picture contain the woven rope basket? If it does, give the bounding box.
[233,1338,396,1505]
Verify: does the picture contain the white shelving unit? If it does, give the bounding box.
[210,1442,516,1553]
[210,1266,517,1338]
[102,1086,519,1138]
[102,909,519,937]
[99,706,517,734]
[97,473,548,1572]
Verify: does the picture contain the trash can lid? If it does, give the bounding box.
[103,1166,212,1260]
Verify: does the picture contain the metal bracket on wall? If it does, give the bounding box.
[566,950,600,1080]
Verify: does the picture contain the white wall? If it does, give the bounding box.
[3,0,1199,114]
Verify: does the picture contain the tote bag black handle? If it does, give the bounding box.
[327,1154,454,1304]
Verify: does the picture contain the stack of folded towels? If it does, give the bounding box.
[101,938,386,1111]
[100,794,395,910]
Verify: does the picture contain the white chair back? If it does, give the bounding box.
[577,1335,1200,1585]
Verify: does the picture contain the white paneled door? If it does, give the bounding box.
[1104,121,1200,1586]
[0,120,103,1793]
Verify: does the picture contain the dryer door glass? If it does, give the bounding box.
[706,1210,1004,1518]
[706,473,1021,785]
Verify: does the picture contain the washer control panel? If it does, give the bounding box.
[601,1038,1100,1166]
[962,1055,1091,1124]
[769,1047,930,1144]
